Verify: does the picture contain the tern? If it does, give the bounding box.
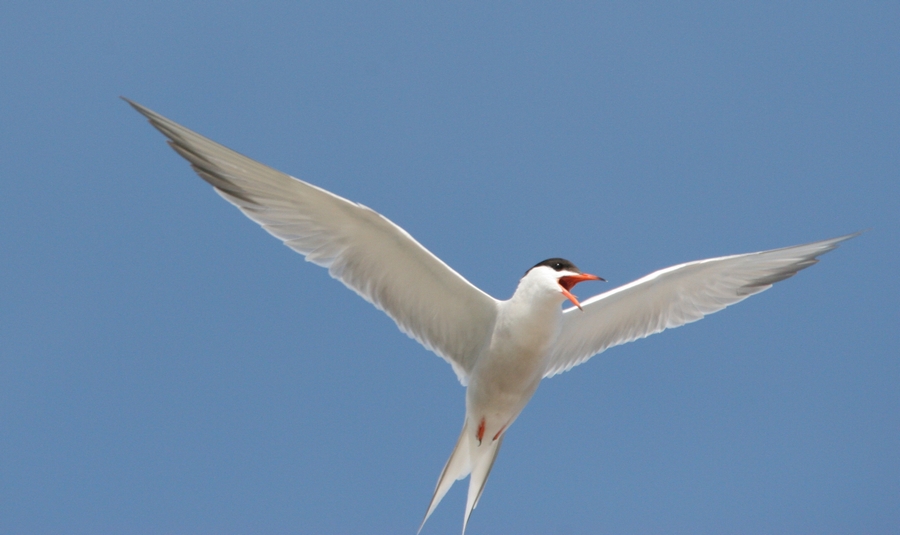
[126,99,857,534]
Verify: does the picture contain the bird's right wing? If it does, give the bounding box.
[127,99,498,384]
[544,233,859,378]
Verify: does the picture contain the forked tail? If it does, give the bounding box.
[418,418,505,535]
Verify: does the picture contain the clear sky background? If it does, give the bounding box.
[2,3,897,534]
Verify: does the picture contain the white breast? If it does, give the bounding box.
[465,270,567,429]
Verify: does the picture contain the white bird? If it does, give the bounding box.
[126,98,858,534]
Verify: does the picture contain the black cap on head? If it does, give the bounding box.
[526,258,580,276]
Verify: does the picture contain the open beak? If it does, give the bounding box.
[558,273,605,311]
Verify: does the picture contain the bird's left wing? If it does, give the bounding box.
[544,233,858,378]
[127,99,498,384]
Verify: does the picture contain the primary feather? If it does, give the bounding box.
[126,98,498,385]
[544,233,859,377]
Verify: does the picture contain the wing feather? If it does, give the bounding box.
[544,233,859,378]
[127,99,498,384]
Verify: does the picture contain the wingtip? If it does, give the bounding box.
[835,229,867,242]
[120,95,140,110]
[122,96,158,119]
[816,230,866,255]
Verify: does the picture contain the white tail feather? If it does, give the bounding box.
[419,420,472,533]
[462,434,503,534]
[419,418,505,535]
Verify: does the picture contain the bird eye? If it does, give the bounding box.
[554,263,563,271]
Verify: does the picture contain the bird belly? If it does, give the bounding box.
[464,309,558,444]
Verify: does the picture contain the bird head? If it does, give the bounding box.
[524,258,605,310]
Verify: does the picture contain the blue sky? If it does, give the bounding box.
[1,2,897,534]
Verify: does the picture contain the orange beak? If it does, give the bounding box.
[558,273,605,310]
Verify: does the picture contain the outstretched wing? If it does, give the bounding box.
[544,233,858,378]
[127,99,498,384]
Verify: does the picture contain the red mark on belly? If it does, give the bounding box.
[476,418,486,445]
[492,425,506,442]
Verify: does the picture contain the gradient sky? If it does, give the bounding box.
[2,3,897,534]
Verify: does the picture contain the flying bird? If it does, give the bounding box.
[126,98,857,534]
